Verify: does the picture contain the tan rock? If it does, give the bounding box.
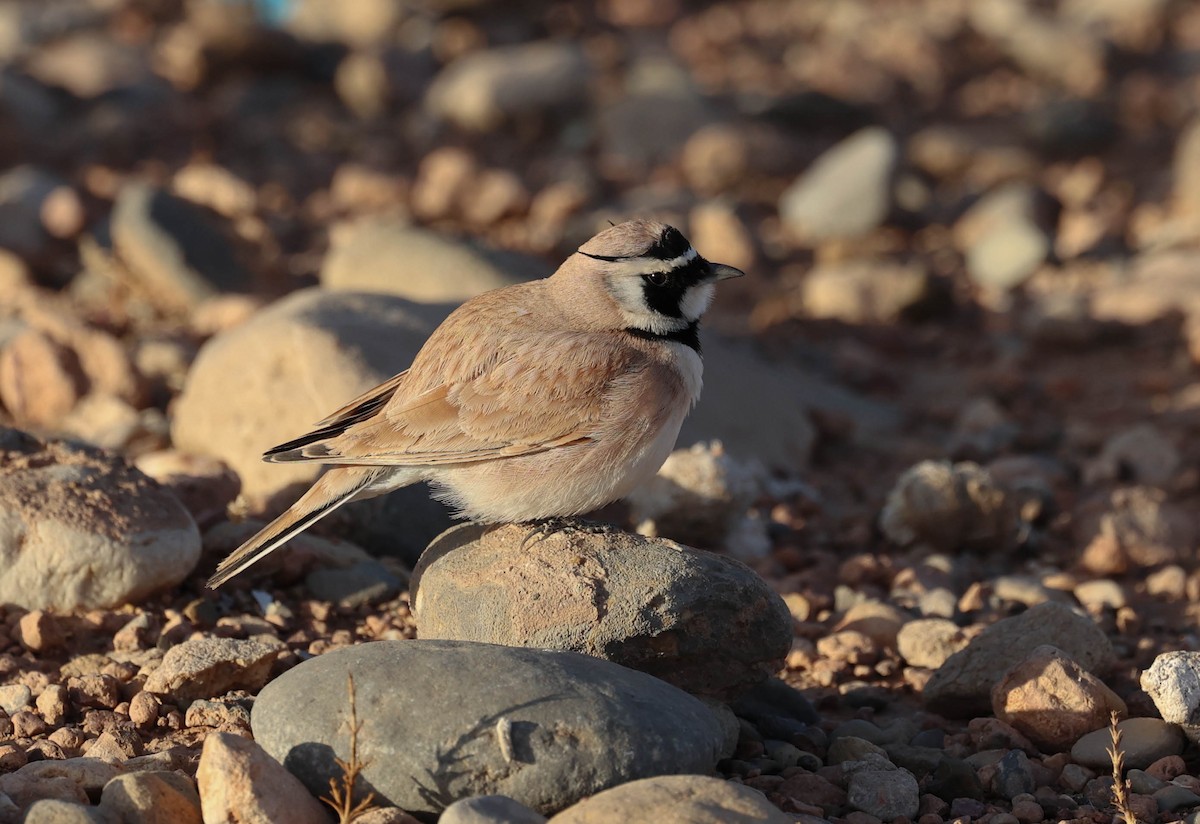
[1075,486,1195,575]
[196,732,328,824]
[171,289,449,508]
[15,610,65,652]
[992,644,1126,753]
[549,774,791,823]
[0,328,83,426]
[68,327,144,405]
[896,618,970,669]
[133,450,241,529]
[834,601,910,649]
[923,601,1114,717]
[143,636,283,704]
[22,799,103,823]
[688,201,756,273]
[0,757,123,809]
[97,771,202,824]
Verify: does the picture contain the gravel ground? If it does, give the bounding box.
[2,0,1200,822]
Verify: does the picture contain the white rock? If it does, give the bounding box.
[779,127,898,242]
[426,42,590,131]
[1142,651,1200,727]
[320,217,542,302]
[0,429,200,610]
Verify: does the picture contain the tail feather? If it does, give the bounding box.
[206,469,373,589]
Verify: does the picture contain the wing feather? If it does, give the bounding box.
[263,291,646,469]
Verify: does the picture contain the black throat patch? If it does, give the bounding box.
[625,320,700,354]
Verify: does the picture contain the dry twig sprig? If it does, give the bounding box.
[1106,711,1138,824]
[322,673,378,824]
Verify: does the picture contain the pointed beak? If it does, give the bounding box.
[708,262,745,282]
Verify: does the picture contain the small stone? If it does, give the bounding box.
[1076,486,1195,574]
[1141,651,1200,729]
[439,795,548,824]
[1087,424,1180,486]
[306,560,402,608]
[1171,115,1200,219]
[897,619,969,669]
[802,260,937,325]
[834,601,910,649]
[142,636,283,703]
[0,744,27,772]
[0,756,123,808]
[1154,784,1200,812]
[110,182,252,312]
[196,732,329,824]
[949,797,987,819]
[22,799,102,824]
[1127,769,1166,794]
[335,51,391,120]
[133,451,240,530]
[924,601,1114,716]
[956,183,1057,292]
[778,772,846,813]
[112,612,162,653]
[880,460,1017,553]
[1146,754,1186,781]
[66,674,121,710]
[97,771,202,824]
[992,645,1127,753]
[184,698,251,729]
[0,329,83,427]
[828,737,888,765]
[35,685,69,726]
[128,692,162,728]
[550,774,792,823]
[847,766,920,820]
[425,42,589,132]
[172,163,256,218]
[461,169,529,227]
[688,201,755,273]
[780,127,898,242]
[0,684,31,715]
[319,218,541,302]
[1012,798,1044,823]
[1072,579,1127,612]
[1071,718,1184,770]
[682,125,750,195]
[352,809,422,824]
[994,750,1036,800]
[1060,763,1096,792]
[86,729,141,762]
[625,441,763,551]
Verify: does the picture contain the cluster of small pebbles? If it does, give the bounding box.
[2,0,1200,823]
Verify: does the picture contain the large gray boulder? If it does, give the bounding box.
[251,640,728,816]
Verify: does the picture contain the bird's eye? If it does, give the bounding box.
[645,272,668,287]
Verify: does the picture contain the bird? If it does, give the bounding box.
[207,219,744,588]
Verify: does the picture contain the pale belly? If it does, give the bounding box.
[430,406,689,522]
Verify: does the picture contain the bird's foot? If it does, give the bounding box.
[520,516,612,548]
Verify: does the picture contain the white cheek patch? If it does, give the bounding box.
[679,283,714,321]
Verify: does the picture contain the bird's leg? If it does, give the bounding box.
[520,516,613,548]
